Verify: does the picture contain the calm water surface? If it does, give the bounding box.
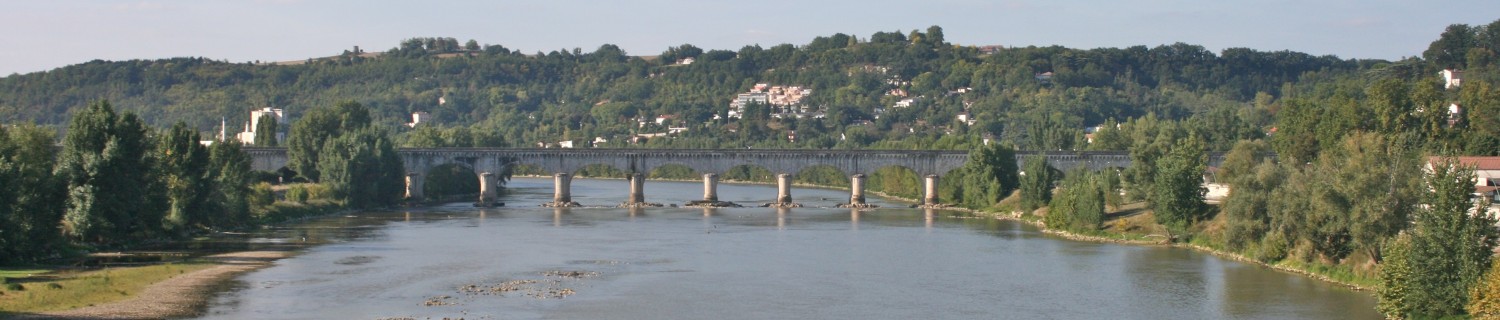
[200,177,1379,319]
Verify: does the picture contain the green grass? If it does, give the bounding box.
[0,262,214,312]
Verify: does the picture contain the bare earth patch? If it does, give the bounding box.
[22,251,292,320]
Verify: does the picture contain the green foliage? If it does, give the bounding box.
[1018,155,1056,212]
[287,101,371,182]
[316,127,405,209]
[207,139,254,228]
[253,114,278,146]
[248,183,275,209]
[56,100,166,244]
[424,164,480,199]
[1045,168,1106,232]
[159,122,211,233]
[948,143,1019,209]
[1149,137,1206,235]
[1469,259,1500,318]
[1379,158,1499,318]
[0,123,64,264]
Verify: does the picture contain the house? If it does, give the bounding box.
[1449,103,1463,127]
[956,111,974,126]
[893,98,918,108]
[235,107,285,145]
[655,114,677,126]
[1427,156,1500,202]
[677,57,695,65]
[1442,69,1464,89]
[592,136,609,148]
[668,127,688,134]
[558,141,575,149]
[1035,72,1055,81]
[407,111,431,128]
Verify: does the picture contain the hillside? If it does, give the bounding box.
[1,25,1496,154]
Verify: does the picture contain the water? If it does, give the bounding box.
[200,177,1379,319]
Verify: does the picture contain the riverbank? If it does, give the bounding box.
[2,251,295,319]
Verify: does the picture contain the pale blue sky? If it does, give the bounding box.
[2,0,1497,76]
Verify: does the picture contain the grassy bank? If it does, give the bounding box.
[0,262,214,313]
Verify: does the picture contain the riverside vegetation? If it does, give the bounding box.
[5,21,1500,318]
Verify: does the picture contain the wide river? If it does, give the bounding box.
[200,177,1379,319]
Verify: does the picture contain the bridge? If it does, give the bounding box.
[244,148,1219,207]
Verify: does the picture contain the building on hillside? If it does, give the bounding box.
[235,107,285,145]
[558,140,575,149]
[1442,69,1464,89]
[407,111,431,127]
[1426,156,1500,202]
[1035,72,1055,82]
[727,83,811,119]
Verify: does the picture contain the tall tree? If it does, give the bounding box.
[207,139,253,227]
[1018,154,1056,212]
[159,122,211,233]
[287,101,372,181]
[1150,137,1206,235]
[254,113,278,146]
[1426,24,1477,69]
[1381,158,1499,318]
[956,143,1019,208]
[57,100,164,244]
[0,124,64,264]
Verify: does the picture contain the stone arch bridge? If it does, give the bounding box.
[243,148,1225,207]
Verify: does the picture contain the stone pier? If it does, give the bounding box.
[477,172,500,206]
[703,173,718,202]
[628,173,645,204]
[405,172,424,202]
[620,173,661,208]
[918,174,947,208]
[838,174,876,208]
[545,173,579,207]
[766,173,800,208]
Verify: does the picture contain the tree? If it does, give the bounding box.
[1469,259,1500,318]
[159,122,211,233]
[316,128,405,209]
[1150,138,1206,235]
[955,143,1019,208]
[56,100,165,244]
[287,101,371,181]
[1018,155,1056,212]
[207,139,253,227]
[254,113,278,146]
[0,124,64,264]
[1380,157,1499,318]
[1046,168,1106,232]
[1426,24,1477,69]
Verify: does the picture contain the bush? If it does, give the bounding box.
[249,182,275,208]
[46,283,61,289]
[286,185,309,203]
[6,283,23,291]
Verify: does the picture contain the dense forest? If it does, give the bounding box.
[7,21,1500,318]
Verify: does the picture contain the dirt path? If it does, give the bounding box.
[22,251,292,320]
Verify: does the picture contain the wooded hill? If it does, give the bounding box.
[1,25,1450,153]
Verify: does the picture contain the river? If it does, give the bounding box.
[199,177,1379,319]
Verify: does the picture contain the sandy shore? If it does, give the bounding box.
[19,251,293,320]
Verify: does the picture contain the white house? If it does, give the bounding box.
[558,140,575,149]
[407,111,431,127]
[1442,69,1464,89]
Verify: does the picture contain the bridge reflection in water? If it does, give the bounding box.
[245,148,1214,207]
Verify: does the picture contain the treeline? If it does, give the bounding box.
[0,26,1379,153]
[0,101,257,263]
[0,100,406,265]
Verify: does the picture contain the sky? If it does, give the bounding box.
[1,0,1498,76]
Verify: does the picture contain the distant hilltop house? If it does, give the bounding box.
[1442,69,1464,89]
[1035,72,1055,82]
[727,83,812,119]
[234,107,285,145]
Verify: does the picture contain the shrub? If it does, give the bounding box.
[286,185,309,203]
[6,283,23,291]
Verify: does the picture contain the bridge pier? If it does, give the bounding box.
[478,172,499,206]
[554,173,572,203]
[627,173,646,205]
[923,174,940,206]
[850,174,866,205]
[775,173,794,206]
[405,172,424,202]
[703,173,718,202]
